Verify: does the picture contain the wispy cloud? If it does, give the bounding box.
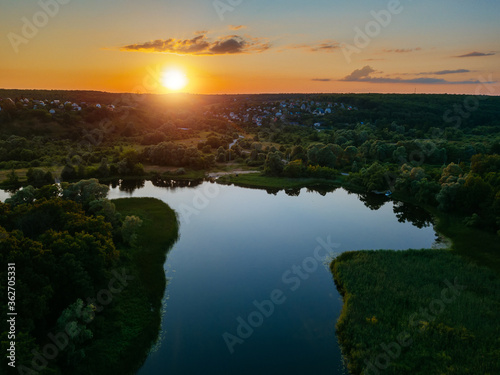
[311,78,332,82]
[284,40,339,53]
[417,69,471,75]
[120,33,270,55]
[455,51,495,58]
[229,25,246,30]
[383,47,422,53]
[341,65,491,84]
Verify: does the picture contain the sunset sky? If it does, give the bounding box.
[1,0,499,95]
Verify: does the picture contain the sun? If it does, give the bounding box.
[162,69,188,91]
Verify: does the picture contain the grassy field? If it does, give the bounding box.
[79,198,179,375]
[331,250,500,375]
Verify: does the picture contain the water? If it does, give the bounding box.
[104,181,438,375]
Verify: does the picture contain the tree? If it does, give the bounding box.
[26,168,54,188]
[62,179,109,208]
[344,146,358,164]
[55,299,94,366]
[61,164,78,181]
[317,146,336,168]
[283,159,305,178]
[393,146,407,164]
[97,158,110,178]
[5,169,20,188]
[440,163,463,184]
[121,215,143,245]
[264,152,284,176]
[5,185,36,206]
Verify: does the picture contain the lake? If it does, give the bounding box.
[104,180,439,375]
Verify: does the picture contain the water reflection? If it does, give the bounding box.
[356,192,388,211]
[392,201,433,228]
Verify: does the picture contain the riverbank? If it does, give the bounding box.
[331,249,500,375]
[216,172,347,190]
[81,198,179,375]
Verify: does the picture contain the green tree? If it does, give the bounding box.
[264,152,284,176]
[121,215,143,246]
[55,299,94,366]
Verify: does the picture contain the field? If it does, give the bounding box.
[331,249,500,375]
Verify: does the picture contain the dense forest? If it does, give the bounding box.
[0,179,178,374]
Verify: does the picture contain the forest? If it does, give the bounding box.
[0,179,179,374]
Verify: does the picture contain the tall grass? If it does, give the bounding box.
[331,250,500,375]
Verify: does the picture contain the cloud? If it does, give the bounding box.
[311,78,332,82]
[455,51,495,58]
[229,25,246,30]
[341,66,491,84]
[342,65,376,81]
[121,33,270,55]
[384,47,422,53]
[285,40,340,53]
[417,69,471,75]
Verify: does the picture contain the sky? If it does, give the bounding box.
[1,0,499,95]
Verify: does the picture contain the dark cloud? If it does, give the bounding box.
[121,33,270,55]
[384,47,421,53]
[311,78,332,82]
[342,65,376,81]
[341,66,489,84]
[455,51,495,58]
[417,69,471,75]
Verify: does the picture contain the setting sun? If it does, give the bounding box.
[162,69,188,91]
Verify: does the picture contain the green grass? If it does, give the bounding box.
[80,198,179,375]
[331,250,500,375]
[217,172,345,190]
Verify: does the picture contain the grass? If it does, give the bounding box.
[331,250,500,375]
[79,198,179,375]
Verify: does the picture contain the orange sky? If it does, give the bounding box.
[1,0,499,95]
